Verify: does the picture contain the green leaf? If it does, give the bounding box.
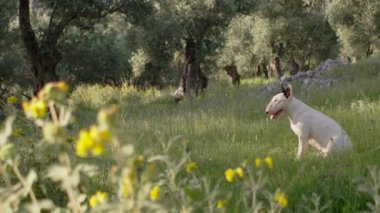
[184,187,204,201]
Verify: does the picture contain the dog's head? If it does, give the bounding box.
[265,84,293,120]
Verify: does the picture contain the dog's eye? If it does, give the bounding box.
[274,99,278,102]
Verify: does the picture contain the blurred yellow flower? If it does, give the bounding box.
[255,157,263,168]
[90,125,111,141]
[265,156,273,169]
[225,168,235,182]
[22,98,47,119]
[89,191,108,208]
[133,155,145,166]
[235,167,244,178]
[123,169,135,198]
[7,96,17,104]
[123,180,131,198]
[75,125,111,157]
[55,81,69,92]
[217,199,228,208]
[76,129,93,157]
[38,81,69,101]
[274,191,288,208]
[185,161,198,173]
[150,186,161,201]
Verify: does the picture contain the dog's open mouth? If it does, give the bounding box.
[270,109,283,119]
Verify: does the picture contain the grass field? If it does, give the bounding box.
[2,56,380,212]
[66,56,380,212]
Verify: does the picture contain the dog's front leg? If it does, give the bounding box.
[296,135,309,159]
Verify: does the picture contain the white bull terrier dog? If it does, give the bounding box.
[265,84,352,158]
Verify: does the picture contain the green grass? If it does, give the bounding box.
[70,55,380,211]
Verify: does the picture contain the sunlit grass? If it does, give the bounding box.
[68,55,380,211]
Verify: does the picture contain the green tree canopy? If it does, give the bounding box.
[327,0,380,60]
[18,0,153,92]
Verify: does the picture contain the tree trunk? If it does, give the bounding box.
[19,0,61,94]
[366,43,373,57]
[290,59,299,75]
[253,63,261,77]
[268,56,282,79]
[173,39,208,101]
[223,64,240,86]
[31,54,60,93]
[260,62,269,78]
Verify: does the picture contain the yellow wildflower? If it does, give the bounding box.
[185,161,198,173]
[76,129,93,157]
[235,167,244,178]
[217,199,228,208]
[91,142,105,156]
[90,125,111,142]
[38,81,69,101]
[89,191,108,208]
[274,191,288,208]
[255,157,263,168]
[6,96,17,104]
[123,180,131,198]
[123,169,135,198]
[150,186,161,201]
[265,156,273,169]
[123,182,131,198]
[22,98,47,119]
[75,125,112,158]
[90,126,110,156]
[133,155,145,166]
[224,168,235,183]
[55,81,69,92]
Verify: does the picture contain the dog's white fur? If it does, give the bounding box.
[265,84,352,158]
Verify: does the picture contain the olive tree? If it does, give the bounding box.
[127,0,257,99]
[251,0,337,77]
[327,0,380,61]
[18,0,152,93]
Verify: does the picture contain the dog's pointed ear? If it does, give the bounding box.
[282,84,293,99]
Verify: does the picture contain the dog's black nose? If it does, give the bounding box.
[265,111,269,115]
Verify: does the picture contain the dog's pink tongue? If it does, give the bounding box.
[270,114,276,119]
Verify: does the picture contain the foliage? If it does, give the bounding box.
[2,0,380,89]
[327,0,380,59]
[0,1,30,94]
[214,0,338,78]
[216,15,256,77]
[354,166,380,212]
[252,0,337,69]
[58,14,133,85]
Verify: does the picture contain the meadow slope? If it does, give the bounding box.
[71,56,380,212]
